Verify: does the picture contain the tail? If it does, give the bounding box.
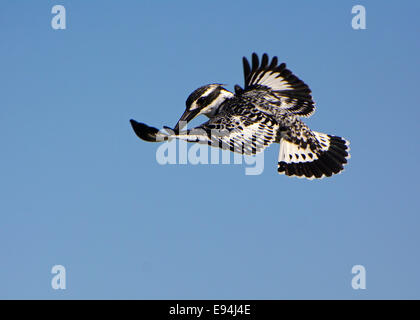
[278,132,350,179]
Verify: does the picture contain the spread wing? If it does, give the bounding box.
[239,53,315,117]
[168,109,279,155]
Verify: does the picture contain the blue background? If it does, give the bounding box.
[1,1,419,299]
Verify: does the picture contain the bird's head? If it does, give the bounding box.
[174,84,233,132]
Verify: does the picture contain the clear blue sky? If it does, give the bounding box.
[1,1,419,299]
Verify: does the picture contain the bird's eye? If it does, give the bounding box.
[197,97,206,105]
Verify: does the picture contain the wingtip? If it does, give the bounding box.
[130,119,160,142]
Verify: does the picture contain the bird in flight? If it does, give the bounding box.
[130,53,350,179]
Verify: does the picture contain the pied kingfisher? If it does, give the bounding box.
[130,53,350,179]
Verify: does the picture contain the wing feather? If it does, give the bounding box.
[170,110,279,155]
[241,53,315,117]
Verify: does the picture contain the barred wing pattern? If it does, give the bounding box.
[242,53,315,117]
[172,110,279,155]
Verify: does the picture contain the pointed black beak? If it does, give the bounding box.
[174,108,201,132]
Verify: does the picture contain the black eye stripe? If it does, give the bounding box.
[201,87,221,106]
[197,96,207,105]
[185,85,223,108]
[186,86,210,107]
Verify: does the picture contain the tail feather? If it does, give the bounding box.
[278,132,350,179]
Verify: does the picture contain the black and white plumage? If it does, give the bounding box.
[130,53,350,179]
